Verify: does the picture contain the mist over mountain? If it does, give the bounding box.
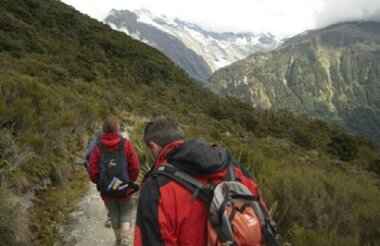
[314,0,380,29]
[104,8,280,81]
[207,21,380,145]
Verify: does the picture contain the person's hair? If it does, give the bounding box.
[102,115,120,134]
[144,116,184,147]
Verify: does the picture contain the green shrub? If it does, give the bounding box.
[289,225,358,246]
[328,133,358,161]
[291,131,315,149]
[368,159,380,175]
[259,161,380,244]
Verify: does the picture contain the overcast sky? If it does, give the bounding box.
[61,0,380,37]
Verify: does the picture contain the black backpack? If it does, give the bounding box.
[96,138,130,197]
[156,163,278,246]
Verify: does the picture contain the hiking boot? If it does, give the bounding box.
[105,215,112,228]
[119,238,128,246]
[119,230,129,246]
[115,238,121,246]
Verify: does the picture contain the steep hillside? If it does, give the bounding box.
[0,1,379,245]
[104,9,279,76]
[207,22,380,146]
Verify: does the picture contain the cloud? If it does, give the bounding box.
[314,0,380,28]
[61,0,322,37]
[61,0,380,38]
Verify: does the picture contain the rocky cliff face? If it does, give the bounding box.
[207,22,380,145]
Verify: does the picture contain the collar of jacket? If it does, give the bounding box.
[100,133,122,149]
[153,140,185,170]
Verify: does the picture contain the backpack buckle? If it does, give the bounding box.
[157,166,165,171]
[159,164,176,174]
[203,183,215,190]
[268,219,278,234]
[222,241,235,246]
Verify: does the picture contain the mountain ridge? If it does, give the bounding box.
[104,9,213,82]
[104,8,280,81]
[207,21,380,146]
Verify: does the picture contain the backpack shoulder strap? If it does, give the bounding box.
[96,141,106,153]
[226,163,236,181]
[118,137,126,151]
[156,164,213,204]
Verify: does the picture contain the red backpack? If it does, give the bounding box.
[156,163,278,246]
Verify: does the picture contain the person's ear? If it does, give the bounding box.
[149,141,162,157]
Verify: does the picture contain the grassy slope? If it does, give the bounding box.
[0,0,379,245]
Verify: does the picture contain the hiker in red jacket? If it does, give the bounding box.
[88,115,140,246]
[134,116,276,246]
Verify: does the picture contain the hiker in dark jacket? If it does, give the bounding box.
[84,128,113,228]
[88,116,140,246]
[134,116,274,246]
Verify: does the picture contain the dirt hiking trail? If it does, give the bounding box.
[60,183,137,246]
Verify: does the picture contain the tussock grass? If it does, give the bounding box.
[0,187,33,245]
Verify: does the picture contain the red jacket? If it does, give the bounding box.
[134,139,269,246]
[88,133,140,202]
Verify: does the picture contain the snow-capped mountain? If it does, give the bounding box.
[104,8,280,81]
